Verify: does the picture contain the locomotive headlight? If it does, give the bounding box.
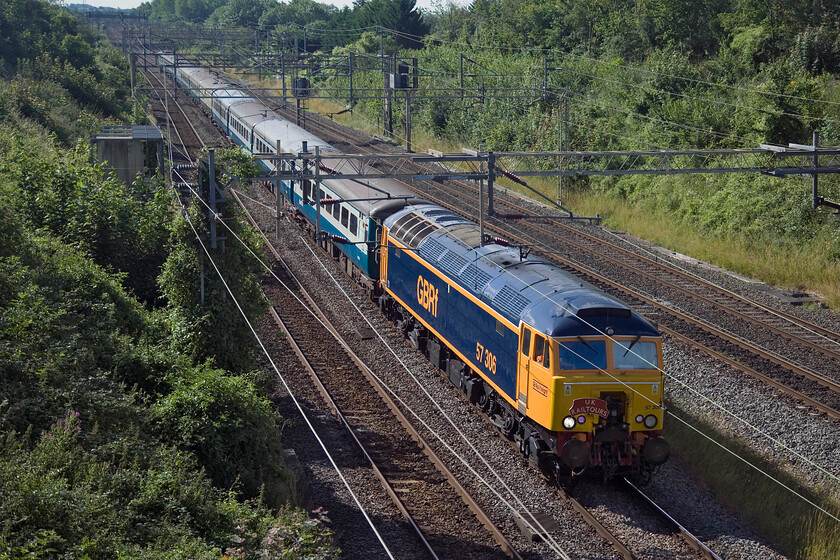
[644,414,658,429]
[562,416,576,430]
[635,414,644,424]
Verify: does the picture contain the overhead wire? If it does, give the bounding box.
[176,200,397,560]
[162,50,839,539]
[152,61,398,560]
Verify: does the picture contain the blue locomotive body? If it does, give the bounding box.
[381,205,669,481]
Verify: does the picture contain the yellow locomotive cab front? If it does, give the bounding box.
[518,326,670,480]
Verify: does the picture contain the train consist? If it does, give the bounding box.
[161,55,670,483]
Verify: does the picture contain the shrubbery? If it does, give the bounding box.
[0,2,338,557]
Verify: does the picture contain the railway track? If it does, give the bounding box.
[217,80,728,558]
[237,81,840,421]
[138,54,525,559]
[238,182,724,560]
[233,190,521,560]
[264,281,515,559]
[134,56,791,559]
[141,60,212,160]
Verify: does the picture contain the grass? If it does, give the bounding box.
[664,402,840,559]
[561,187,840,308]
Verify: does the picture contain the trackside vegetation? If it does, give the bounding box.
[0,1,338,557]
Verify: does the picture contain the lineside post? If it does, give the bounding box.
[478,144,485,244]
[275,144,282,240]
[315,146,322,246]
[487,151,495,216]
[209,149,218,249]
[405,90,412,152]
[813,130,819,210]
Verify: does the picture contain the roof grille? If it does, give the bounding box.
[439,250,468,276]
[438,215,470,225]
[493,285,531,318]
[462,264,492,291]
[419,239,446,261]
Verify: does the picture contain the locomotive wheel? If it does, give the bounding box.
[501,410,517,439]
[477,391,489,412]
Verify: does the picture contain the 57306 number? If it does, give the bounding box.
[475,342,497,374]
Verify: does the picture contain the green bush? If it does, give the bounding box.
[153,364,294,507]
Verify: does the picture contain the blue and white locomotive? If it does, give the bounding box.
[161,54,670,482]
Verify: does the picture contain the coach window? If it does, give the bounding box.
[521,328,531,357]
[303,180,311,204]
[349,214,358,236]
[341,207,349,228]
[332,203,340,219]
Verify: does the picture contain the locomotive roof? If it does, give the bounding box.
[385,204,659,338]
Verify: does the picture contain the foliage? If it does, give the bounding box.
[0,410,316,559]
[138,0,227,23]
[0,0,97,74]
[0,4,338,559]
[205,0,274,28]
[258,0,337,29]
[153,363,293,507]
[159,195,266,373]
[0,133,170,305]
[223,508,338,560]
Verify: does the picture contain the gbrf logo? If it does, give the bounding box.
[417,275,438,317]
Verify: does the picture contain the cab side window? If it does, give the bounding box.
[521,329,531,357]
[533,334,550,367]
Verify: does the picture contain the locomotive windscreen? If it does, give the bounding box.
[577,307,631,319]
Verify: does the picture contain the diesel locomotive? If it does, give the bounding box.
[161,55,670,482]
